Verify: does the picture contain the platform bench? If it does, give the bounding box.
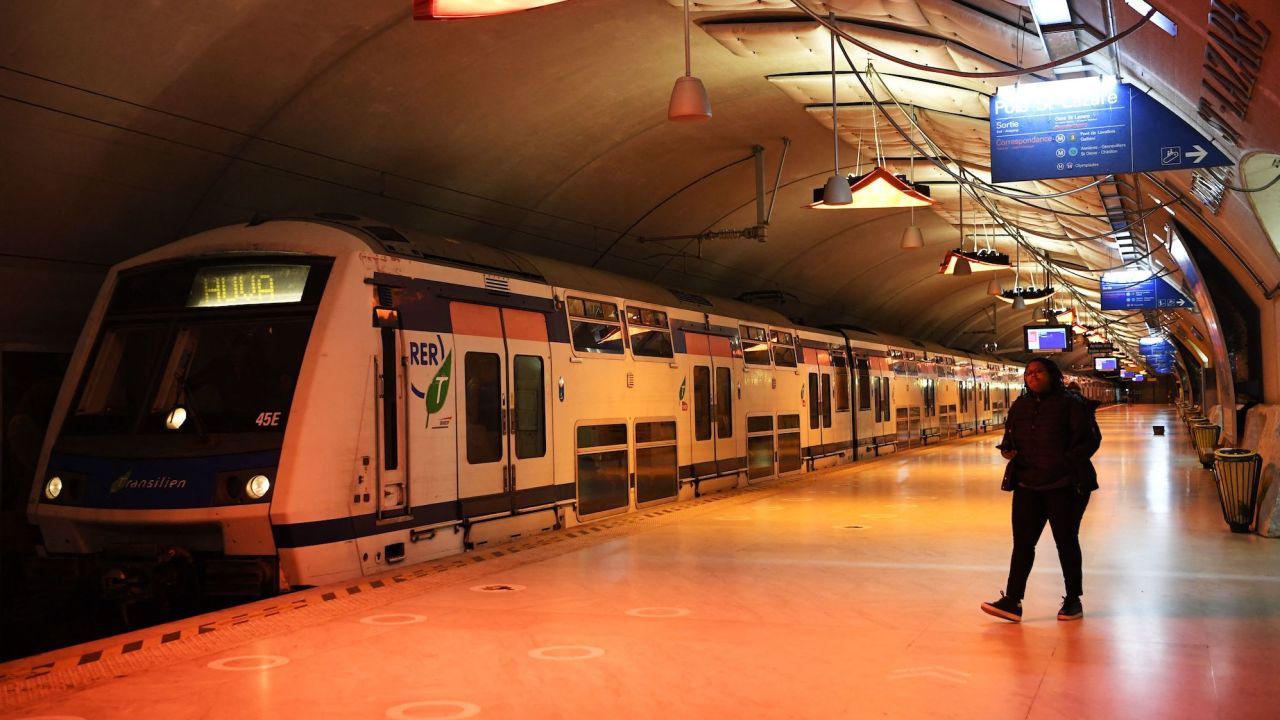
[921,427,941,445]
[956,422,976,437]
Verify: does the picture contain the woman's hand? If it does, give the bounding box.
[1000,448,1017,461]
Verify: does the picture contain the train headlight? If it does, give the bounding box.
[165,406,188,430]
[245,474,271,500]
[44,476,64,500]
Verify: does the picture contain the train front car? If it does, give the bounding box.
[26,219,364,603]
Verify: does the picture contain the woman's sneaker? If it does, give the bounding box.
[1057,596,1083,621]
[981,593,1022,622]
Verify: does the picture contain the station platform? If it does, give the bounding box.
[3,405,1278,719]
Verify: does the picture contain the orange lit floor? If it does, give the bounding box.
[3,405,1279,720]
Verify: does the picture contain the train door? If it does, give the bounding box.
[685,332,736,478]
[450,302,553,518]
[502,308,554,511]
[806,348,833,456]
[374,295,409,520]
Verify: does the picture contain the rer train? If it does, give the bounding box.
[28,214,1108,597]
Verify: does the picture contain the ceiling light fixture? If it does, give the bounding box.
[901,118,926,249]
[668,0,712,121]
[986,274,1003,296]
[808,49,936,210]
[821,15,850,205]
[412,0,567,20]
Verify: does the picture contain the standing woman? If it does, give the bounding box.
[982,358,1099,622]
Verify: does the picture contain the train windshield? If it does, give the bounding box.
[61,257,330,439]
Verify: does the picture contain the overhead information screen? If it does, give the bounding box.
[1024,325,1071,353]
[989,78,1230,183]
[1099,272,1192,310]
[1094,357,1118,372]
[188,265,311,308]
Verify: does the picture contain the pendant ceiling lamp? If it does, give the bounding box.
[900,122,925,249]
[412,0,567,20]
[806,33,938,210]
[820,15,851,205]
[986,274,1003,295]
[939,249,1011,274]
[996,286,1056,305]
[809,166,936,209]
[668,0,712,121]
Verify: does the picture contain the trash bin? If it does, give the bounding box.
[1191,422,1220,468]
[1185,416,1207,449]
[1212,448,1262,533]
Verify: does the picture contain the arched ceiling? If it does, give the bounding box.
[2,0,1279,373]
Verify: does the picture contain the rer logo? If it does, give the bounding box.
[411,351,452,420]
[409,334,446,366]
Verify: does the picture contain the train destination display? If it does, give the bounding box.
[990,78,1231,183]
[188,265,311,308]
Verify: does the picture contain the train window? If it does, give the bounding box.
[576,422,628,516]
[465,352,503,464]
[715,367,733,438]
[832,354,850,412]
[747,415,773,433]
[577,423,627,448]
[635,420,677,505]
[857,359,871,411]
[808,373,820,429]
[777,414,802,472]
[625,305,674,359]
[636,420,676,443]
[821,374,833,428]
[513,355,545,459]
[871,375,881,421]
[740,325,771,366]
[693,366,711,441]
[74,326,167,423]
[567,296,624,355]
[771,330,797,368]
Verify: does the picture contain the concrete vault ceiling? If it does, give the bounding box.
[2,0,1279,370]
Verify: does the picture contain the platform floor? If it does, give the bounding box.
[3,405,1279,719]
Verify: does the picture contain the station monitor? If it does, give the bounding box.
[1094,356,1118,372]
[1023,324,1072,353]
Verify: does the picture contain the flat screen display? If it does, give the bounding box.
[1023,325,1072,353]
[1119,369,1134,379]
[1094,356,1118,372]
[188,265,311,308]
[1132,374,1146,382]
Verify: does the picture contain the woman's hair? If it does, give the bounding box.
[1026,357,1065,390]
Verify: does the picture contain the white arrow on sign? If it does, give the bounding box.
[1187,145,1209,164]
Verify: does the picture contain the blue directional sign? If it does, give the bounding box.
[1100,273,1193,310]
[990,78,1232,183]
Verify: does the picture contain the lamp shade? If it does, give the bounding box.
[1012,294,1027,310]
[412,0,567,19]
[669,76,712,121]
[823,175,853,205]
[807,166,936,209]
[986,275,1003,295]
[953,256,972,276]
[900,225,924,249]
